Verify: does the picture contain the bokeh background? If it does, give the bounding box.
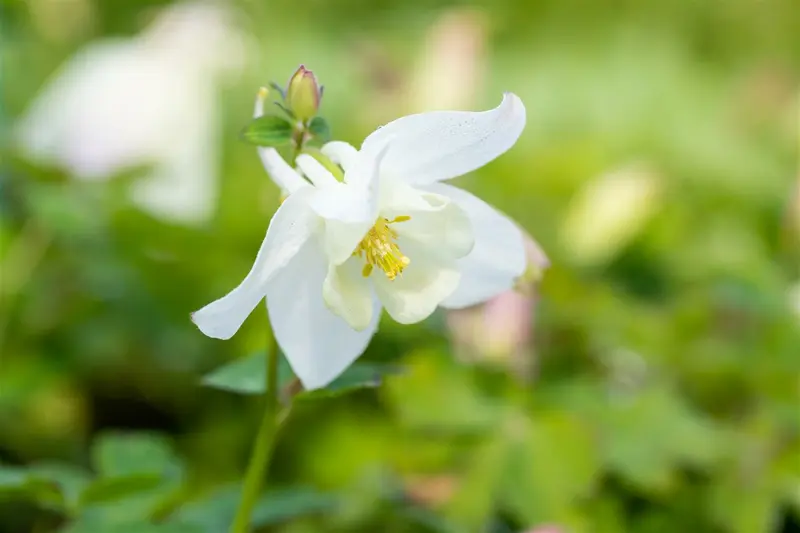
[1,0,799,532]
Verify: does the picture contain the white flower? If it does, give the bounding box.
[14,1,245,225]
[192,90,530,389]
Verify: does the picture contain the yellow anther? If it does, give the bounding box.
[354,216,412,280]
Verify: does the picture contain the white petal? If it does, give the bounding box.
[253,89,308,194]
[372,241,460,324]
[296,153,338,187]
[381,181,474,259]
[257,148,308,194]
[267,238,380,390]
[322,141,358,171]
[323,257,375,330]
[427,183,527,309]
[323,219,372,266]
[191,189,318,339]
[362,93,525,185]
[307,142,389,223]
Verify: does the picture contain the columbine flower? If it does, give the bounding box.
[192,89,530,389]
[15,1,245,224]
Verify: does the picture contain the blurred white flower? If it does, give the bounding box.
[15,0,246,224]
[561,162,662,266]
[193,90,530,389]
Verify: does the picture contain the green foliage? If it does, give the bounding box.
[1,0,798,532]
[239,115,294,147]
[308,116,332,144]
[202,350,394,399]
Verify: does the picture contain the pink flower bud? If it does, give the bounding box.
[286,65,321,122]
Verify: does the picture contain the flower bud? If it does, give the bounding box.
[286,65,321,122]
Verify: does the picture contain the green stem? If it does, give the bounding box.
[228,329,281,533]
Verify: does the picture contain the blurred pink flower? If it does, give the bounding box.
[447,233,548,379]
[410,8,488,111]
[357,7,488,127]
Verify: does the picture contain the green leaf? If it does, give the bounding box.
[78,476,180,527]
[499,412,600,526]
[27,462,92,513]
[296,363,396,400]
[91,432,181,479]
[202,351,389,398]
[308,116,331,143]
[170,485,338,532]
[0,464,68,511]
[79,475,163,507]
[61,520,205,533]
[201,351,293,395]
[252,487,339,525]
[0,466,28,487]
[240,115,293,146]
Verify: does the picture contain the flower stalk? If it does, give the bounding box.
[228,325,282,533]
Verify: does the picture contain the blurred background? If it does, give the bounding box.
[1,0,799,531]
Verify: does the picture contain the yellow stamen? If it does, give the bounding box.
[354,216,411,280]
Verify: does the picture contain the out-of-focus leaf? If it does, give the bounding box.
[202,351,389,399]
[0,466,28,486]
[308,116,331,143]
[239,115,293,146]
[499,412,600,526]
[443,434,507,529]
[61,519,205,533]
[384,350,502,433]
[27,462,92,513]
[296,363,397,401]
[252,486,339,525]
[170,485,338,532]
[601,387,723,493]
[91,432,181,479]
[78,481,180,527]
[201,351,293,395]
[402,505,461,533]
[79,475,163,507]
[0,464,66,511]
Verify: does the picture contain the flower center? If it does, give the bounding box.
[354,216,411,280]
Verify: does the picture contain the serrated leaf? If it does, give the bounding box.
[308,116,331,143]
[201,351,293,395]
[240,115,293,146]
[170,485,337,532]
[92,432,181,479]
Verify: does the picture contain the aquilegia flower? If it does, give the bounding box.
[192,89,530,389]
[15,1,245,224]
